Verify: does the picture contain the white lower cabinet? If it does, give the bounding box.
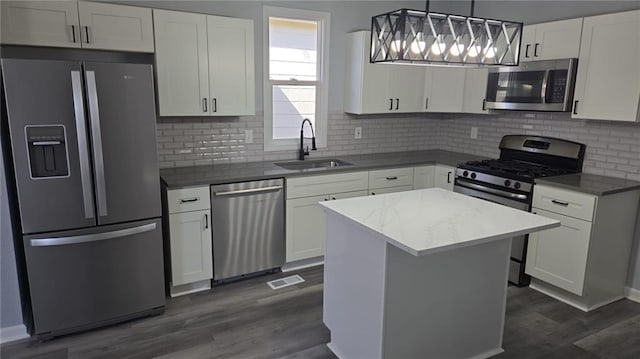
[434,165,455,190]
[167,186,213,297]
[526,184,640,311]
[413,165,435,189]
[169,210,213,287]
[526,208,591,295]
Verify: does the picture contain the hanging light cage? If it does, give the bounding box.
[371,9,523,66]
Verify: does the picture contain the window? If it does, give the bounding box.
[263,6,330,151]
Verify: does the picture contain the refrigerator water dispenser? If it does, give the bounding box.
[26,125,69,178]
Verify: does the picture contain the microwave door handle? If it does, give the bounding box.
[540,70,550,104]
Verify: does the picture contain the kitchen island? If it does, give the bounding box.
[319,188,559,359]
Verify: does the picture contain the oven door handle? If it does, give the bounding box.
[455,178,528,201]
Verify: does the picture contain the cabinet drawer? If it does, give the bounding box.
[167,186,211,214]
[368,167,414,190]
[286,171,369,199]
[533,185,596,222]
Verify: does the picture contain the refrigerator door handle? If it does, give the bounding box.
[85,70,108,217]
[71,71,95,219]
[30,223,156,247]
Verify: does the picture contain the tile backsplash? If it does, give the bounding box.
[157,110,640,182]
[156,111,439,168]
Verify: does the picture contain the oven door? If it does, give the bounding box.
[454,178,531,285]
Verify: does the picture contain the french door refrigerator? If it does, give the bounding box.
[1,59,165,339]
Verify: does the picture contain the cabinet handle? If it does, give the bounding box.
[482,99,486,111]
[386,176,398,181]
[389,98,393,110]
[534,43,539,57]
[70,25,77,43]
[573,100,579,115]
[395,98,399,110]
[332,197,336,200]
[551,199,569,207]
[203,214,209,230]
[447,171,452,184]
[425,97,429,110]
[180,197,198,203]
[202,98,208,112]
[525,44,530,58]
[212,98,217,112]
[83,26,90,43]
[371,192,376,195]
[324,197,329,201]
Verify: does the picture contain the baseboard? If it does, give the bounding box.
[625,287,640,303]
[0,324,29,344]
[530,280,625,312]
[281,256,324,272]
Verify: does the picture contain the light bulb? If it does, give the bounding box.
[390,40,404,53]
[410,40,426,54]
[467,45,481,58]
[484,46,497,59]
[430,42,446,55]
[449,43,465,56]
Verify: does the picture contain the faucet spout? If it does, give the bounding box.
[299,118,317,160]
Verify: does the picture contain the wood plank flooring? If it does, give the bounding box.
[2,265,639,359]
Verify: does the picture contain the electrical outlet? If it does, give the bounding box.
[244,129,253,144]
[354,127,362,139]
[470,127,478,139]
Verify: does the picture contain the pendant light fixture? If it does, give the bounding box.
[370,0,523,66]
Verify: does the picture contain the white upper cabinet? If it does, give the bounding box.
[424,66,465,113]
[1,1,81,48]
[462,68,489,114]
[1,1,152,52]
[572,10,640,122]
[77,1,154,52]
[154,10,255,117]
[154,10,209,116]
[207,15,255,116]
[344,31,426,114]
[520,18,583,62]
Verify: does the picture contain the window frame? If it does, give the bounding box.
[263,6,330,152]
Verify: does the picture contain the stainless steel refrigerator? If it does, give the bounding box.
[1,59,165,339]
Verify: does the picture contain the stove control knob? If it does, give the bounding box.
[514,182,521,190]
[504,180,511,187]
[470,172,477,179]
[463,171,469,177]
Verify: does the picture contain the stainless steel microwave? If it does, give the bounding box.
[485,58,578,112]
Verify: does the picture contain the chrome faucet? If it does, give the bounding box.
[299,118,317,160]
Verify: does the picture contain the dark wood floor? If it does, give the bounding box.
[3,265,640,359]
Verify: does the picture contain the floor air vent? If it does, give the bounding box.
[267,275,305,290]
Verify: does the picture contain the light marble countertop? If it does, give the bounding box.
[319,188,560,256]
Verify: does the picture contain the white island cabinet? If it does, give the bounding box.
[320,189,558,359]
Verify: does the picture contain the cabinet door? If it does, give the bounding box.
[534,18,583,61]
[153,9,210,116]
[286,195,328,262]
[413,165,435,189]
[462,68,489,114]
[519,25,537,62]
[369,185,413,195]
[425,67,465,113]
[526,208,592,295]
[362,62,393,113]
[0,1,80,48]
[368,167,414,190]
[389,64,426,113]
[434,165,455,190]
[169,209,213,286]
[572,10,640,122]
[77,2,154,52]
[207,16,255,116]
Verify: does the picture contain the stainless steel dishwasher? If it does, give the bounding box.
[211,178,284,281]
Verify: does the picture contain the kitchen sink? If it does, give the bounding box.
[274,159,353,170]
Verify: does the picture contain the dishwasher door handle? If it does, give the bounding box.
[213,186,283,196]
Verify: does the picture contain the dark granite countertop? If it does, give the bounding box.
[536,173,640,196]
[160,150,487,188]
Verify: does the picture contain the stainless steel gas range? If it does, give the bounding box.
[454,135,586,286]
